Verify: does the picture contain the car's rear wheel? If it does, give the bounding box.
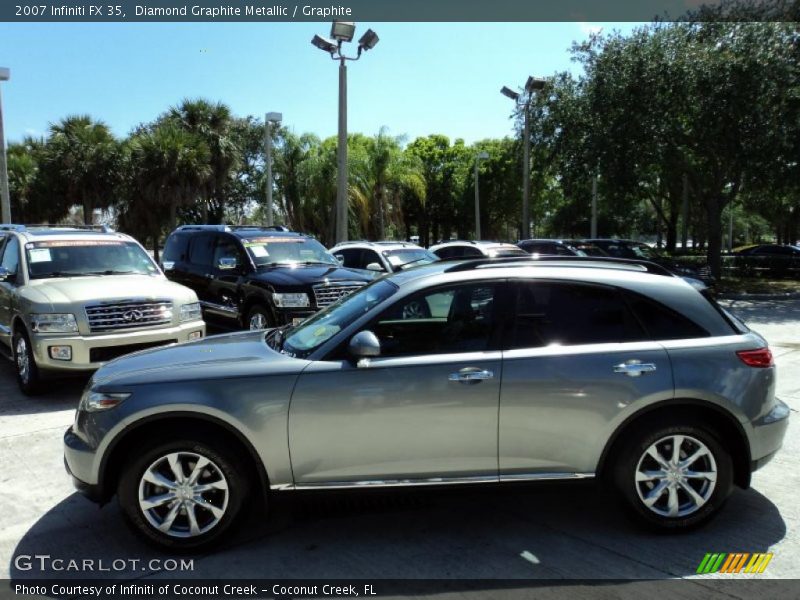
[246,304,273,331]
[613,422,733,531]
[117,437,250,551]
[13,329,42,396]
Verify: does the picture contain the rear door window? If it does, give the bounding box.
[187,233,215,267]
[625,292,710,340]
[510,281,644,348]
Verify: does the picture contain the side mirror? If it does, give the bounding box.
[217,257,239,270]
[0,267,11,282]
[365,262,385,272]
[349,330,381,359]
[334,254,345,264]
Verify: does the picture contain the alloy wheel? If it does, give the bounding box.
[249,313,268,330]
[138,451,229,538]
[635,434,717,518]
[15,337,30,384]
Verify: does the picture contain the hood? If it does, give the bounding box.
[250,264,375,287]
[24,275,196,309]
[92,330,308,387]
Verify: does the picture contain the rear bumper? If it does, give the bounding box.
[749,398,790,472]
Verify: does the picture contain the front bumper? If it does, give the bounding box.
[31,320,206,373]
[64,426,105,502]
[749,398,791,472]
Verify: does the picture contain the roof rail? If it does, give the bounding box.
[228,225,293,232]
[444,255,676,277]
[175,224,231,232]
[1,224,115,233]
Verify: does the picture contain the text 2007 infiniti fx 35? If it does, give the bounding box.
[64,257,789,550]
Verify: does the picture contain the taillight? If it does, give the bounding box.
[736,348,774,368]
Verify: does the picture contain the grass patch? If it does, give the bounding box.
[717,277,800,295]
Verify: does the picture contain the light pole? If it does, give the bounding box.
[0,67,10,224]
[474,151,489,240]
[501,76,546,240]
[311,22,379,243]
[264,112,282,226]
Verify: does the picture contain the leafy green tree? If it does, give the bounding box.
[42,115,122,224]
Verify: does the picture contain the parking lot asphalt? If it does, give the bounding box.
[0,300,798,591]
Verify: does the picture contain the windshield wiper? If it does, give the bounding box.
[83,269,140,275]
[32,271,89,279]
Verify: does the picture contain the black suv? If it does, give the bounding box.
[161,225,374,330]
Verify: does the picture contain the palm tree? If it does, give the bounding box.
[121,123,211,259]
[165,99,239,223]
[43,115,122,224]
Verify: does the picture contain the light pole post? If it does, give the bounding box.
[0,67,10,224]
[264,112,282,227]
[474,151,489,240]
[312,22,379,244]
[591,172,598,238]
[502,76,545,241]
[337,59,348,242]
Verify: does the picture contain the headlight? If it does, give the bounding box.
[78,391,130,412]
[30,313,78,333]
[180,302,202,322]
[272,292,310,308]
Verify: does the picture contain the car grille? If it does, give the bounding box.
[312,283,365,308]
[85,300,174,332]
[89,339,177,363]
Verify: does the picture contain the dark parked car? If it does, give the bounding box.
[583,239,713,285]
[731,244,800,278]
[517,239,608,257]
[429,241,529,260]
[161,225,374,330]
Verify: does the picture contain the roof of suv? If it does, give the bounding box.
[171,225,303,239]
[1,224,132,242]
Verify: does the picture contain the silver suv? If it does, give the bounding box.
[63,256,788,550]
[0,225,205,394]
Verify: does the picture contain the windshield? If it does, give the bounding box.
[242,236,338,267]
[384,248,438,269]
[25,240,159,279]
[487,245,529,257]
[282,279,397,358]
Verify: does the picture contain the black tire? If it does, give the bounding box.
[117,436,251,552]
[245,304,274,331]
[13,329,42,396]
[612,421,733,531]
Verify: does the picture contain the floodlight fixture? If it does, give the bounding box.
[0,68,9,81]
[525,76,547,93]
[358,29,379,51]
[311,34,338,53]
[500,86,519,101]
[266,112,282,123]
[331,21,356,43]
[477,151,490,160]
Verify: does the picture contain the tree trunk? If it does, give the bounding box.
[152,232,160,263]
[83,199,93,225]
[704,199,724,280]
[169,201,177,233]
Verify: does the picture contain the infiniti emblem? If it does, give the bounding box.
[123,309,143,322]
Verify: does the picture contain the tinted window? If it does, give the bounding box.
[511,282,643,348]
[372,283,497,356]
[361,249,384,270]
[626,293,710,340]
[1,236,19,275]
[188,234,215,267]
[461,246,484,258]
[213,236,243,270]
[162,233,190,265]
[336,248,361,269]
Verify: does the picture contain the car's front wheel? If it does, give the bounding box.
[13,329,42,396]
[117,437,250,551]
[613,422,733,531]
[246,304,273,331]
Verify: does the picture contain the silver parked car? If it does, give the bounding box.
[64,256,789,550]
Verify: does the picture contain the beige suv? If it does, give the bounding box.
[0,225,205,394]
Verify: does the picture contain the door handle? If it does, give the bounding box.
[448,368,494,384]
[613,361,657,377]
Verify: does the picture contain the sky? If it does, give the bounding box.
[0,21,642,145]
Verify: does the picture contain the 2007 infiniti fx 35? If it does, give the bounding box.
[64,256,789,550]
